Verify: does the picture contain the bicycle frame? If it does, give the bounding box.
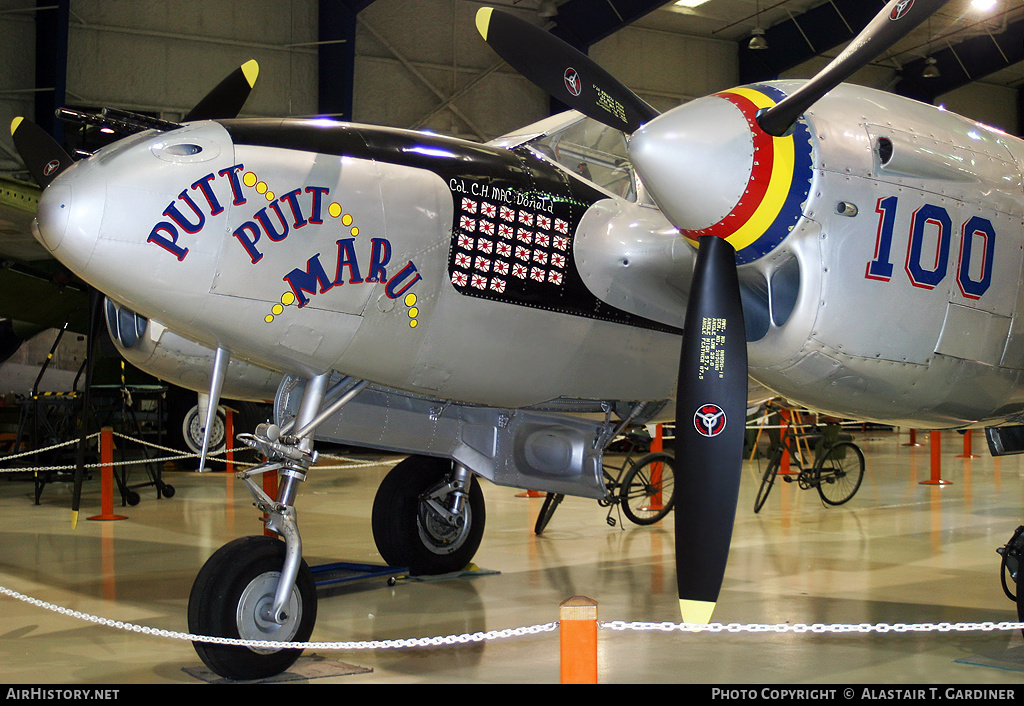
[753,403,865,512]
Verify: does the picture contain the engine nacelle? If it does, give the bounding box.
[104,298,281,401]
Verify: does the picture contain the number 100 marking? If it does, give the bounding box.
[865,196,995,300]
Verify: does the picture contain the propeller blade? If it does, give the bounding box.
[475,7,657,134]
[757,0,950,137]
[674,235,747,623]
[10,117,74,188]
[182,59,259,122]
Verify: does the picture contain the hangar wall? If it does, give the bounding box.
[0,0,1019,173]
[353,0,548,140]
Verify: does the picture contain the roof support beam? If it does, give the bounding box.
[893,16,1024,103]
[318,0,376,121]
[34,0,69,146]
[739,0,886,83]
[551,0,668,50]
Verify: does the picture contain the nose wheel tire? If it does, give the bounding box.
[188,535,317,681]
[372,455,485,576]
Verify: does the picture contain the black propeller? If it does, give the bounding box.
[670,235,748,623]
[10,117,74,188]
[477,0,951,623]
[475,7,657,134]
[182,59,260,122]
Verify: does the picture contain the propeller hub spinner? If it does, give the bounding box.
[629,86,814,265]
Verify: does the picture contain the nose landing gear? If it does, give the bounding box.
[187,373,331,681]
[187,535,317,681]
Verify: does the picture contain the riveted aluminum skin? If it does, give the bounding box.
[742,82,1024,428]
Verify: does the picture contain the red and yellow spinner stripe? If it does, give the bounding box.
[683,86,813,265]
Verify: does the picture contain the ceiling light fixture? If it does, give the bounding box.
[922,56,940,78]
[749,0,768,50]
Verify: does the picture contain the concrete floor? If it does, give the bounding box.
[1,427,1024,684]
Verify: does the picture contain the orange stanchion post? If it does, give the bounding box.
[920,430,951,486]
[517,490,545,498]
[904,429,920,447]
[224,408,234,474]
[89,426,128,522]
[649,423,664,510]
[957,429,978,459]
[651,423,663,454]
[560,596,598,684]
[779,408,794,475]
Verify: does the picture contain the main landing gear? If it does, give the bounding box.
[372,455,486,576]
[186,376,488,681]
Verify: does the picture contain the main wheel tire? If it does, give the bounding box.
[620,453,675,525]
[371,455,485,576]
[188,536,317,681]
[181,404,226,455]
[814,441,865,506]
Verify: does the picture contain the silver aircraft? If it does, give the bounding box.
[8,0,1016,680]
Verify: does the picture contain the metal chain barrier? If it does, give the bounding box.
[0,585,557,649]
[2,583,1023,654]
[0,429,396,474]
[600,619,1024,634]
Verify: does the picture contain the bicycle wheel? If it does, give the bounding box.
[753,455,781,513]
[534,493,564,534]
[620,453,675,525]
[814,441,865,506]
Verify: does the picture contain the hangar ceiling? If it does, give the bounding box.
[541,0,1024,96]
[5,0,1024,162]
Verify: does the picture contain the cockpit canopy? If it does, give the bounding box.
[490,111,649,204]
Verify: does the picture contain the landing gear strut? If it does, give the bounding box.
[188,373,335,680]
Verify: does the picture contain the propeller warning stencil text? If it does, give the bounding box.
[697,317,727,381]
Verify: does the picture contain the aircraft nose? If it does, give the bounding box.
[34,183,71,252]
[33,161,106,271]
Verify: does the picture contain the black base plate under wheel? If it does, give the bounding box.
[188,535,317,681]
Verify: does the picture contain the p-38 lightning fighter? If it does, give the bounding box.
[10,0,1024,680]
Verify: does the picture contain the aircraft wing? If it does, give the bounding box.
[0,174,48,261]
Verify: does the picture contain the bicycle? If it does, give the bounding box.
[534,431,675,534]
[752,407,865,513]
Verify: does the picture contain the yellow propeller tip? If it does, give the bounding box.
[679,599,716,625]
[71,510,79,530]
[241,59,259,88]
[10,116,23,136]
[475,7,493,41]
